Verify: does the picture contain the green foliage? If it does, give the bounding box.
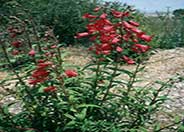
[14,0,101,45]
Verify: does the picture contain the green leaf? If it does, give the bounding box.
[154,123,161,131]
[77,104,102,109]
[174,115,181,123]
[139,127,148,132]
[178,125,184,131]
[65,120,76,128]
[64,113,75,120]
[38,86,45,93]
[107,67,133,77]
[75,108,87,120]
[81,63,97,71]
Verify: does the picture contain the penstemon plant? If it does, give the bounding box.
[0,4,183,132]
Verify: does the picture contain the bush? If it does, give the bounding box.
[1,5,183,132]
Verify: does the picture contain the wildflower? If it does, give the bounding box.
[111,37,120,44]
[12,50,19,55]
[11,41,22,48]
[122,21,134,29]
[131,44,150,53]
[100,13,107,19]
[44,86,57,93]
[51,45,57,49]
[93,7,101,12]
[37,61,53,69]
[111,9,123,18]
[122,56,135,64]
[131,28,144,35]
[65,70,78,78]
[75,32,89,39]
[101,43,112,51]
[129,20,139,27]
[29,61,52,85]
[116,46,123,52]
[28,49,36,56]
[82,13,97,19]
[122,34,130,42]
[102,50,110,55]
[139,34,152,42]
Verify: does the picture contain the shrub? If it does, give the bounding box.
[0,4,184,132]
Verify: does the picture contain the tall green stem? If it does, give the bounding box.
[93,61,100,100]
[127,63,140,94]
[101,62,118,104]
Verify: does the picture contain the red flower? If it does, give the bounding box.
[12,50,19,56]
[131,44,150,53]
[89,35,97,41]
[111,9,123,18]
[29,61,52,85]
[102,50,110,55]
[32,70,49,78]
[37,59,45,63]
[129,20,139,27]
[132,38,138,43]
[93,7,101,12]
[131,28,144,35]
[122,12,129,17]
[37,61,53,69]
[111,37,120,44]
[28,49,36,56]
[101,43,112,51]
[116,46,123,52]
[43,47,49,50]
[139,34,152,42]
[44,86,57,93]
[29,78,47,85]
[51,45,57,49]
[82,13,97,19]
[122,56,135,64]
[100,13,107,19]
[122,34,130,42]
[75,32,89,39]
[65,70,78,78]
[11,41,22,48]
[122,21,134,29]
[103,25,114,32]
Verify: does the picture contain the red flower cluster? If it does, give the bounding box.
[76,7,152,64]
[29,60,53,85]
[7,27,24,56]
